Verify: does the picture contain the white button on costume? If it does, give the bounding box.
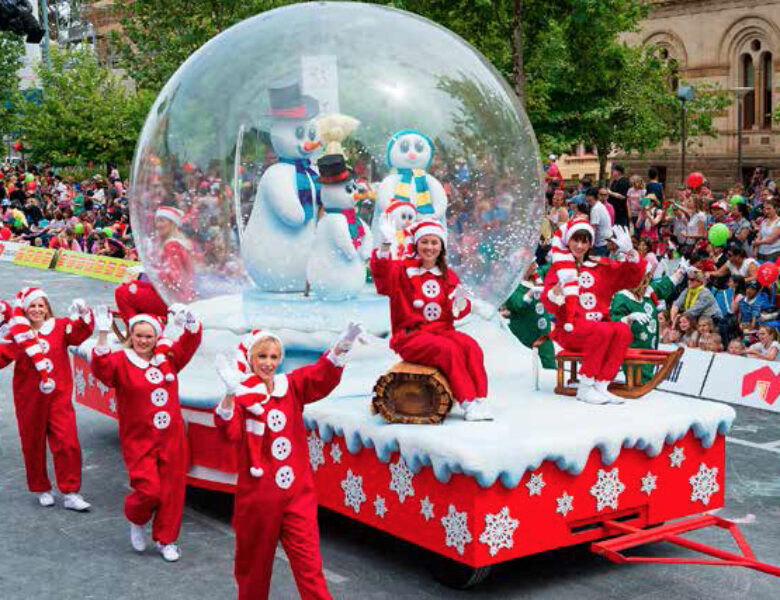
[153,411,171,429]
[151,388,169,407]
[271,437,292,461]
[422,280,441,299]
[145,367,164,385]
[275,465,295,490]
[423,302,442,321]
[267,409,286,432]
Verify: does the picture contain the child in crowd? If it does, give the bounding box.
[746,324,780,361]
[727,339,747,356]
[697,316,724,352]
[676,313,699,348]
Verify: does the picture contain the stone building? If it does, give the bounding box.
[620,0,780,191]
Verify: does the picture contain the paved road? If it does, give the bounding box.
[0,262,779,599]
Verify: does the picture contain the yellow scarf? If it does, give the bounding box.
[683,285,703,311]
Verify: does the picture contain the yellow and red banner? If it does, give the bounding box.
[54,250,139,283]
[12,245,59,270]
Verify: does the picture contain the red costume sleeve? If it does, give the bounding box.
[65,315,95,347]
[370,250,400,296]
[214,401,244,443]
[600,257,647,297]
[0,343,19,369]
[90,348,119,388]
[168,326,203,373]
[540,267,566,320]
[289,354,344,408]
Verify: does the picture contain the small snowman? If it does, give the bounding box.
[307,154,373,301]
[383,199,417,259]
[242,77,322,292]
[372,129,447,244]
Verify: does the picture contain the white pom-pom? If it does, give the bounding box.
[563,323,574,332]
[129,283,137,294]
[165,373,175,382]
[249,467,264,478]
[413,299,424,308]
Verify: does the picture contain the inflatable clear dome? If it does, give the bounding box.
[130,1,544,308]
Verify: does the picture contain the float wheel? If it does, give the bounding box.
[428,554,492,589]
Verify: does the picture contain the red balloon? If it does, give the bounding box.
[687,171,705,189]
[757,262,779,287]
[775,256,780,268]
[25,181,36,191]
[182,161,195,173]
[12,141,22,152]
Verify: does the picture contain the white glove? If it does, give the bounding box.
[449,284,470,316]
[623,311,651,325]
[332,321,365,355]
[169,303,198,331]
[69,298,89,318]
[378,215,397,246]
[215,353,243,395]
[612,225,634,254]
[94,305,113,333]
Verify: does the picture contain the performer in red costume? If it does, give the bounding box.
[213,323,363,600]
[90,304,202,562]
[370,217,492,421]
[541,219,646,405]
[152,206,195,302]
[1,288,94,510]
[115,266,169,323]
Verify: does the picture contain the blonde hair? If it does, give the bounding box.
[249,336,283,361]
[630,174,644,188]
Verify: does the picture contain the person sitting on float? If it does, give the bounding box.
[90,304,202,562]
[213,322,364,600]
[541,219,646,404]
[370,216,492,421]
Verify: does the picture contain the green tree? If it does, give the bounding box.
[0,32,25,141]
[19,46,154,169]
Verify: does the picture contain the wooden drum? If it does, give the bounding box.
[372,362,454,425]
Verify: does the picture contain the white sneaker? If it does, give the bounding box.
[130,523,147,552]
[157,542,181,562]
[62,493,91,512]
[595,380,625,405]
[38,491,55,507]
[576,377,609,405]
[463,399,495,421]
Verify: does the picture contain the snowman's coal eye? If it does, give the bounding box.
[295,126,305,140]
[414,140,425,153]
[345,183,355,193]
[308,127,316,141]
[399,139,410,153]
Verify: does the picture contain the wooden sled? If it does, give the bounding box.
[372,362,454,424]
[555,347,684,399]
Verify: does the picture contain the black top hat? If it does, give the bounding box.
[268,76,320,120]
[318,154,352,184]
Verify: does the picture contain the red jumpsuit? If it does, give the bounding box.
[215,355,343,600]
[115,280,168,323]
[4,315,93,493]
[156,238,195,302]
[370,251,487,403]
[541,257,645,381]
[90,325,202,544]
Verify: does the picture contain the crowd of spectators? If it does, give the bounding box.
[0,160,134,260]
[540,162,780,362]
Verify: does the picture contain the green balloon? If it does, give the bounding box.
[24,173,34,183]
[708,223,730,246]
[103,227,113,237]
[729,194,746,205]
[74,223,84,235]
[13,219,23,228]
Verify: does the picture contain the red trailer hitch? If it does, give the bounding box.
[591,514,780,577]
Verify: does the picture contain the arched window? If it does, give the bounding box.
[762,52,773,129]
[742,53,756,129]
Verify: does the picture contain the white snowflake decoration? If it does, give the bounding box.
[87,373,95,386]
[690,463,720,506]
[340,469,366,514]
[330,441,342,464]
[669,446,685,468]
[389,456,415,503]
[640,472,658,496]
[590,468,626,512]
[526,473,546,496]
[96,380,110,395]
[479,507,519,557]
[556,492,574,517]
[440,504,472,556]
[74,369,86,396]
[420,496,435,521]
[307,432,325,472]
[374,495,388,518]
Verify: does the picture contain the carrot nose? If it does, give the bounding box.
[302,140,321,152]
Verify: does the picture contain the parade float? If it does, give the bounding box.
[72,2,779,587]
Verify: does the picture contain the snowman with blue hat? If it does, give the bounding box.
[372,129,448,244]
[241,77,323,292]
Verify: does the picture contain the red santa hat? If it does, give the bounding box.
[10,288,55,393]
[236,329,284,375]
[155,206,183,227]
[128,314,164,337]
[128,314,176,382]
[412,219,447,248]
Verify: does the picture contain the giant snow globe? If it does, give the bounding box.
[130,1,544,324]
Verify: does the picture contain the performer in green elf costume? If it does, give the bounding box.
[609,259,687,383]
[504,259,556,369]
